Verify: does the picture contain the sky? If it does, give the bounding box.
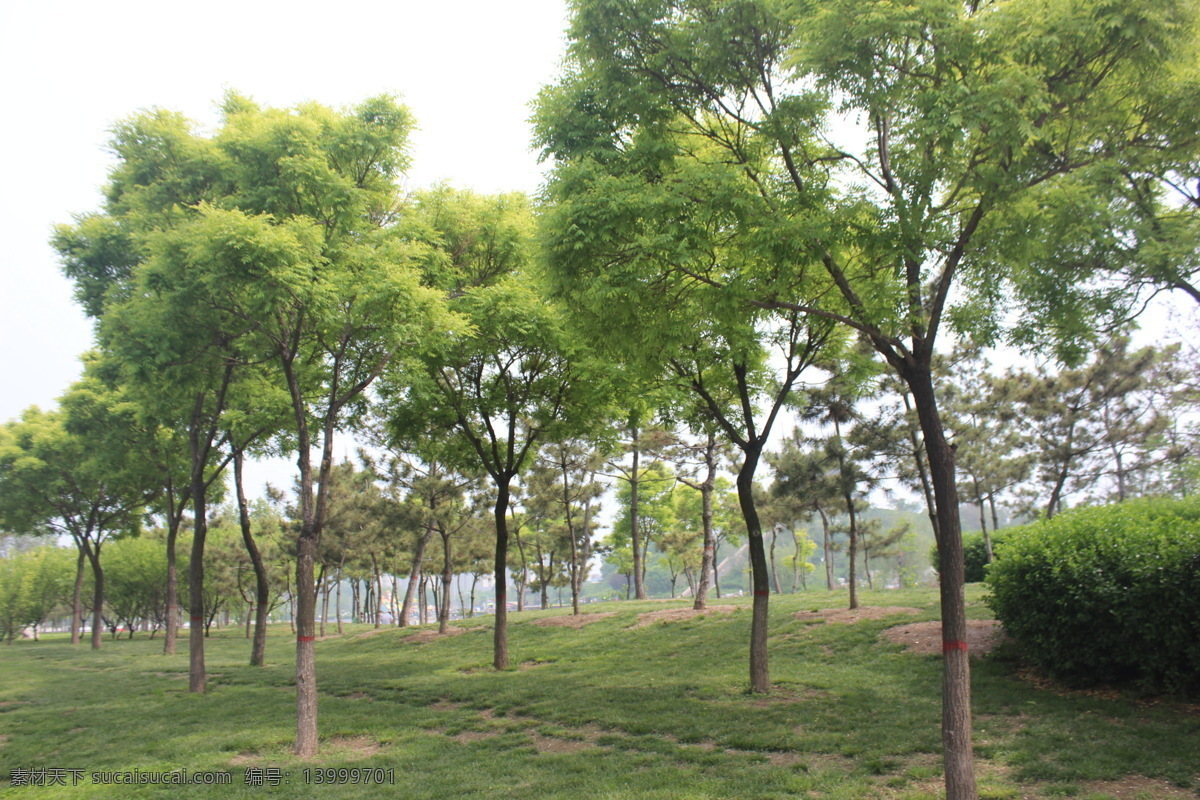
[0,0,571,426]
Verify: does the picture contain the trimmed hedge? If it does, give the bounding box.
[985,496,1200,695]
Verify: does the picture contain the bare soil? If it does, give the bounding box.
[794,606,922,624]
[403,625,468,644]
[632,605,737,628]
[532,612,617,628]
[881,619,1005,656]
[324,735,382,759]
[1080,776,1200,799]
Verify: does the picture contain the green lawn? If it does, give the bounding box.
[1,586,1197,799]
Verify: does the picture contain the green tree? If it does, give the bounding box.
[0,378,156,649]
[57,93,452,755]
[103,537,170,638]
[0,547,72,643]
[383,189,603,669]
[536,2,1196,792]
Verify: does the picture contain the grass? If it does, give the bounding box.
[1,586,1197,799]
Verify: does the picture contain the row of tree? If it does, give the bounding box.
[1,1,1197,796]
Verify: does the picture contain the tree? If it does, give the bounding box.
[1004,337,1181,517]
[536,2,1197,793]
[0,377,156,649]
[54,108,268,681]
[528,438,606,614]
[103,537,171,638]
[383,188,604,668]
[57,92,453,755]
[392,275,597,668]
[0,546,72,643]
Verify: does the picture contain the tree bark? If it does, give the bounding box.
[294,530,319,757]
[234,452,271,667]
[735,446,770,693]
[903,363,977,800]
[439,525,452,634]
[81,538,104,651]
[164,515,180,655]
[692,434,717,611]
[902,391,940,541]
[70,547,84,645]
[493,478,512,670]
[630,420,647,600]
[400,523,435,627]
[819,508,834,591]
[188,476,207,692]
[834,417,859,610]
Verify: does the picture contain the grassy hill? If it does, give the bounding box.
[1,587,1197,799]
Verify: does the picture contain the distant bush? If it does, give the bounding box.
[930,530,1005,583]
[985,497,1200,695]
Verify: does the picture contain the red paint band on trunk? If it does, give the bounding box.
[298,636,316,643]
[753,590,770,597]
[190,616,203,622]
[943,640,969,652]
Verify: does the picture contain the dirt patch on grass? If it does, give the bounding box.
[451,729,497,743]
[882,619,1005,656]
[343,692,374,701]
[325,735,382,759]
[1080,775,1198,799]
[353,627,394,639]
[229,751,260,766]
[530,733,597,754]
[632,605,736,628]
[404,626,468,645]
[519,660,553,670]
[532,612,617,628]
[795,606,922,624]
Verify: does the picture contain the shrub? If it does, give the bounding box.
[930,529,1005,583]
[985,496,1200,695]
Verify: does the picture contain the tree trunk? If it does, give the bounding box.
[439,526,452,634]
[234,451,270,667]
[735,447,770,694]
[70,547,84,645]
[902,390,940,541]
[492,478,512,670]
[903,363,977,800]
[630,420,647,600]
[336,563,343,634]
[188,477,208,692]
[834,417,859,610]
[372,554,383,629]
[712,540,721,599]
[693,435,717,611]
[164,516,180,655]
[400,524,435,628]
[819,508,834,591]
[294,530,319,757]
[320,568,329,638]
[562,453,581,616]
[82,539,104,651]
[769,526,783,595]
[975,477,993,564]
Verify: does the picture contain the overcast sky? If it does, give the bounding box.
[0,0,570,425]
